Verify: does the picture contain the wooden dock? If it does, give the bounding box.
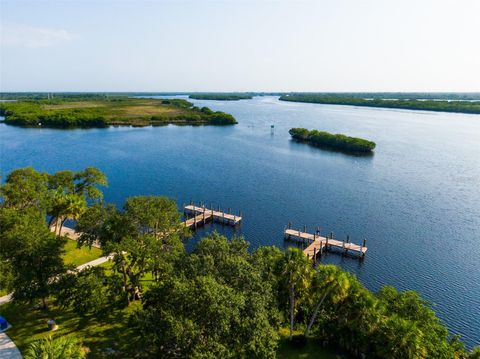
[285,225,367,260]
[183,202,242,229]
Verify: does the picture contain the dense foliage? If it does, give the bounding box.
[189,93,253,100]
[1,167,476,358]
[0,167,107,308]
[132,234,281,358]
[289,127,376,153]
[0,97,237,128]
[279,95,480,114]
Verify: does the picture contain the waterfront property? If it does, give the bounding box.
[2,96,479,348]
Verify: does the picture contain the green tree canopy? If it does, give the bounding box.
[0,207,67,308]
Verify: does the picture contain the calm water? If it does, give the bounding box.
[1,96,479,348]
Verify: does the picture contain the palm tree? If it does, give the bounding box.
[376,315,425,358]
[48,188,69,234]
[304,264,350,337]
[469,346,480,359]
[57,193,86,236]
[24,336,86,359]
[281,247,313,340]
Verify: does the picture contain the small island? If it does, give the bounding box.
[280,94,480,114]
[189,93,253,101]
[289,127,376,153]
[0,96,237,128]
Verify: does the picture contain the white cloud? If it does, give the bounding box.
[1,23,74,48]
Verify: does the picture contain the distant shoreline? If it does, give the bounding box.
[279,95,480,115]
[189,94,253,101]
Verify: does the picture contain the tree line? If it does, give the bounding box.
[279,95,480,114]
[1,167,478,358]
[189,94,253,101]
[289,127,376,153]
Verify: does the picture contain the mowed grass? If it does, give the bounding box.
[0,301,143,358]
[63,240,102,267]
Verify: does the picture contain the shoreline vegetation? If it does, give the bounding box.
[279,94,480,114]
[0,96,237,128]
[189,93,253,101]
[2,167,477,358]
[289,128,376,153]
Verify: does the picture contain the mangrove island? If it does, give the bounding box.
[0,96,238,128]
[189,93,253,101]
[289,127,376,153]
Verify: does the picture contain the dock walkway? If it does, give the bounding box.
[183,203,242,229]
[285,226,367,260]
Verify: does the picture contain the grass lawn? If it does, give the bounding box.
[0,301,143,358]
[63,240,102,267]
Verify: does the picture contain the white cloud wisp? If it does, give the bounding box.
[1,23,73,49]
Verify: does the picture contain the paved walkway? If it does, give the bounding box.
[0,332,22,359]
[76,255,113,271]
[0,227,110,358]
[0,293,13,306]
[51,225,101,248]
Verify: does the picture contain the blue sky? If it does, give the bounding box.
[1,0,479,92]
